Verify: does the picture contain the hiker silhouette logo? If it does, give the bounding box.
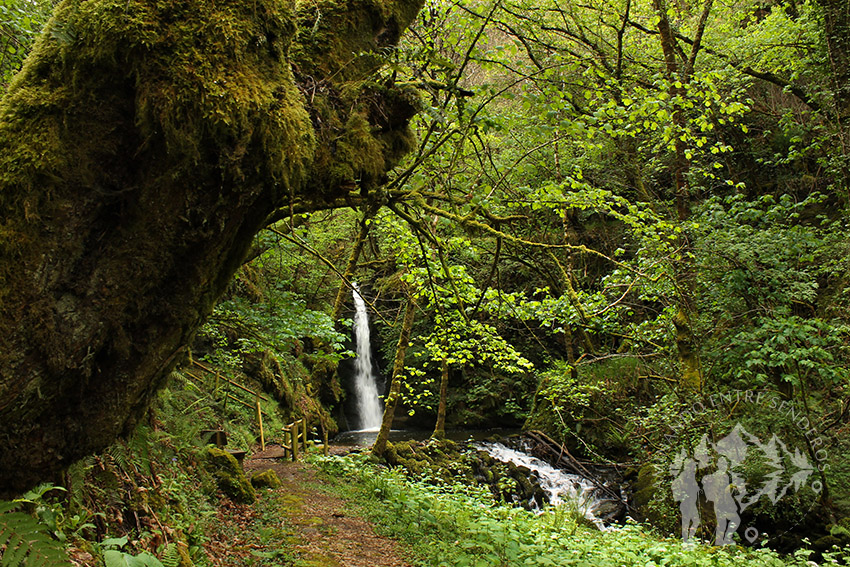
[669,424,819,545]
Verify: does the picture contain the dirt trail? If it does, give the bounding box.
[243,446,411,567]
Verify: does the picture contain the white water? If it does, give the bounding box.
[352,285,383,431]
[477,442,606,528]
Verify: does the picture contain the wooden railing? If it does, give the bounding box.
[184,359,271,451]
[183,359,330,460]
[280,419,329,460]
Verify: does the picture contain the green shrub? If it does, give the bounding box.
[315,453,850,567]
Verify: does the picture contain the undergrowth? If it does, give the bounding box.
[0,364,301,567]
[314,453,850,567]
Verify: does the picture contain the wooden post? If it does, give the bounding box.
[256,396,265,452]
[322,426,329,457]
[302,419,308,452]
[290,423,298,461]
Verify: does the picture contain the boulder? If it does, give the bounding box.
[251,469,282,490]
[204,447,256,503]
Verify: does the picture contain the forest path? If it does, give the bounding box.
[241,446,411,567]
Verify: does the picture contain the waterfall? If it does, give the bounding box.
[352,284,383,431]
[477,442,611,529]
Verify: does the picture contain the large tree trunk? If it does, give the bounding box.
[0,0,422,496]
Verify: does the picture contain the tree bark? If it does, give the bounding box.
[817,0,850,119]
[372,296,416,457]
[652,0,704,393]
[0,0,423,496]
[432,357,449,439]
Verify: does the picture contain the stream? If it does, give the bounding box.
[332,429,627,528]
[342,288,625,528]
[476,441,618,529]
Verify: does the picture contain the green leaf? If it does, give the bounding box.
[104,550,128,567]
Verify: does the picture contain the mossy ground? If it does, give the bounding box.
[243,457,412,567]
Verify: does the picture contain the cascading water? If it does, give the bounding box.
[351,284,383,431]
[477,442,612,529]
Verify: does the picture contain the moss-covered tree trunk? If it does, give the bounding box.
[0,0,423,496]
[653,0,705,393]
[432,357,449,439]
[372,296,416,457]
[818,0,850,120]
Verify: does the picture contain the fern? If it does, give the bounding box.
[106,443,133,472]
[0,500,71,566]
[160,543,179,567]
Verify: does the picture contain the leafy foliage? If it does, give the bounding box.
[200,293,348,369]
[0,498,71,567]
[101,537,165,567]
[0,0,54,93]
[2,0,850,555]
[318,453,850,566]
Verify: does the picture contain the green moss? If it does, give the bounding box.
[292,0,423,82]
[289,0,425,195]
[631,464,657,510]
[304,81,421,195]
[0,0,424,492]
[251,469,283,490]
[383,439,476,484]
[0,0,316,409]
[1,0,316,210]
[205,447,256,503]
[244,350,296,408]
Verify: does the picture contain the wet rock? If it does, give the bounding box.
[631,463,657,510]
[592,499,624,522]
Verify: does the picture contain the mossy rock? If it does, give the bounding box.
[394,441,417,460]
[814,534,845,551]
[383,442,399,465]
[631,463,658,509]
[251,469,282,490]
[511,465,535,498]
[630,462,678,532]
[204,447,255,503]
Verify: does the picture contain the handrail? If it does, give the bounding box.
[182,370,270,416]
[183,359,331,459]
[280,418,329,460]
[181,362,271,451]
[189,359,270,402]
